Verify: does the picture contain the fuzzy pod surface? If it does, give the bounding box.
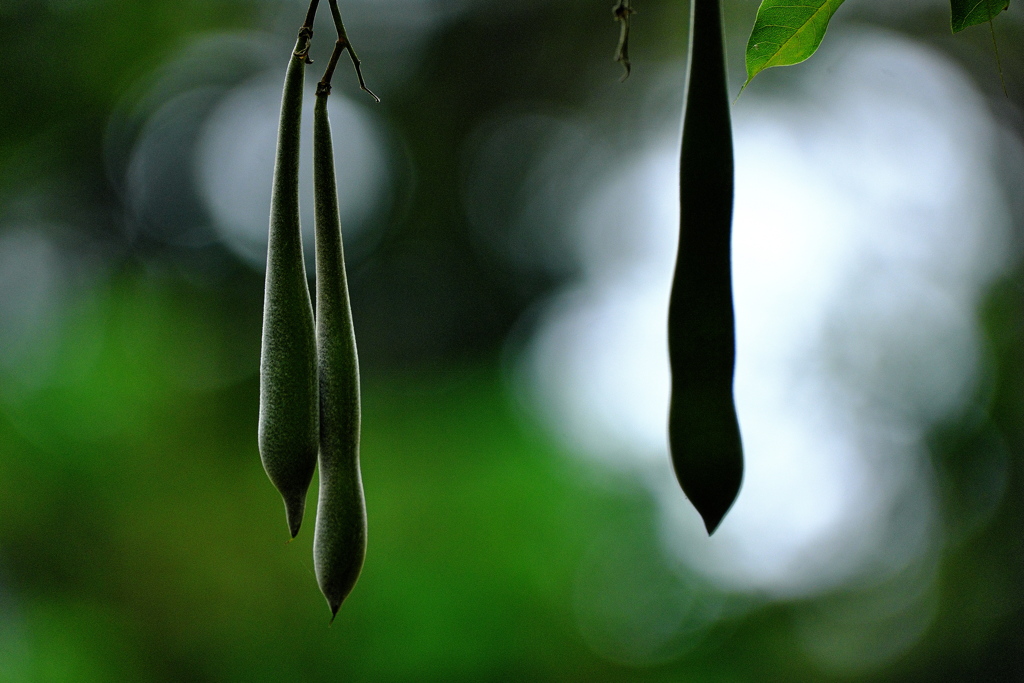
[668,0,743,535]
[258,29,320,540]
[312,86,366,618]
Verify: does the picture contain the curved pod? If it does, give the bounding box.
[668,0,743,535]
[258,29,320,539]
[312,87,366,618]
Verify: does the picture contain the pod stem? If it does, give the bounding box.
[987,17,1008,98]
[302,0,320,32]
[294,0,320,64]
[612,0,636,81]
[317,0,379,102]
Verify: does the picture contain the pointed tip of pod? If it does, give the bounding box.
[700,508,727,536]
[328,602,341,625]
[284,497,306,540]
[671,454,742,536]
[671,474,741,536]
[692,485,739,537]
[668,425,743,536]
[677,483,741,537]
[666,393,744,537]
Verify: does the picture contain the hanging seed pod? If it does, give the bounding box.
[258,28,320,539]
[668,0,743,535]
[311,82,366,619]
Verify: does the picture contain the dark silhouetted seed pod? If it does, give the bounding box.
[311,84,366,619]
[668,0,743,535]
[258,29,319,539]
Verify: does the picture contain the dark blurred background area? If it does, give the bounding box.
[1,0,1024,680]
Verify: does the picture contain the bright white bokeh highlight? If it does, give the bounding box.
[196,72,389,268]
[518,29,1011,606]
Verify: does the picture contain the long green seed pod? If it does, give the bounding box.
[259,28,319,539]
[668,0,743,535]
[312,84,366,619]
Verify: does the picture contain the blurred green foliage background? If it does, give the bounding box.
[1,0,1023,680]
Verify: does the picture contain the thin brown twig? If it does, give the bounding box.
[613,0,636,81]
[302,0,320,32]
[294,0,320,63]
[317,0,379,102]
[316,39,346,97]
[987,16,1008,98]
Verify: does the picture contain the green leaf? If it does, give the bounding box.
[950,0,1009,32]
[743,0,846,87]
